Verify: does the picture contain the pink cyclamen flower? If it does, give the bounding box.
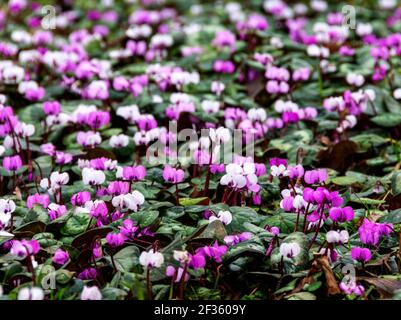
[107,181,130,196]
[78,268,97,280]
[213,60,235,74]
[329,206,354,222]
[163,166,184,184]
[224,232,252,246]
[43,101,61,115]
[27,193,50,209]
[122,165,146,181]
[106,232,125,247]
[351,247,372,263]
[304,169,328,185]
[196,241,228,264]
[10,239,40,259]
[3,155,22,171]
[71,191,91,206]
[52,248,69,265]
[166,265,190,282]
[339,281,365,296]
[358,219,393,246]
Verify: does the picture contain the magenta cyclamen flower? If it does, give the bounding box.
[304,169,328,185]
[329,206,354,222]
[78,267,97,280]
[286,164,304,179]
[71,191,91,206]
[224,232,252,246]
[90,201,108,219]
[212,30,236,51]
[163,165,184,184]
[3,155,22,171]
[213,60,235,74]
[52,248,69,265]
[27,193,50,209]
[106,232,125,247]
[196,241,228,264]
[10,239,40,259]
[43,101,61,115]
[351,247,372,263]
[86,111,110,129]
[188,253,206,269]
[119,219,139,238]
[358,219,393,246]
[166,265,189,283]
[108,181,130,196]
[122,165,146,181]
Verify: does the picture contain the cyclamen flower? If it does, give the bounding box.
[27,193,49,209]
[351,247,372,263]
[77,131,102,148]
[106,232,125,247]
[108,181,130,196]
[78,268,98,280]
[3,155,22,171]
[71,191,91,206]
[284,164,305,179]
[111,190,145,211]
[121,165,146,181]
[358,219,393,246]
[55,152,73,165]
[81,286,102,300]
[329,206,354,222]
[196,241,228,264]
[139,249,164,268]
[119,219,139,239]
[224,232,252,246]
[163,166,184,184]
[52,249,69,265]
[48,203,67,220]
[109,134,129,148]
[339,281,365,296]
[213,60,235,74]
[166,265,189,283]
[279,242,301,259]
[212,30,237,51]
[82,168,106,186]
[304,169,328,185]
[43,101,61,115]
[208,210,232,225]
[326,230,349,244]
[17,287,44,300]
[10,239,40,259]
[211,81,225,96]
[270,158,287,177]
[89,201,108,219]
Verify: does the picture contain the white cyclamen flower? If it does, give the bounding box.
[139,249,164,268]
[81,286,102,300]
[279,242,301,259]
[18,287,44,300]
[82,168,106,186]
[209,210,233,225]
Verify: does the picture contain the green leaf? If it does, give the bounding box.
[179,197,209,206]
[286,292,317,300]
[130,210,159,227]
[380,209,401,224]
[111,246,140,272]
[61,213,91,236]
[392,171,401,196]
[371,113,401,127]
[331,176,359,186]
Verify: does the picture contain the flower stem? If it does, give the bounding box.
[146,268,152,300]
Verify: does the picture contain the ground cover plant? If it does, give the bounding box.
[1,0,401,301]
